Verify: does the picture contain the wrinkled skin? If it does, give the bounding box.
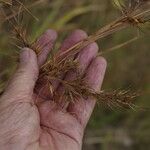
[0,29,107,150]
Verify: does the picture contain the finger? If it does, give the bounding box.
[59,29,87,52]
[35,30,88,100]
[3,48,39,102]
[64,42,99,79]
[56,42,99,108]
[54,29,88,89]
[53,29,88,89]
[35,29,57,67]
[34,29,57,100]
[68,57,107,127]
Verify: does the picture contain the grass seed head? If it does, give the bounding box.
[1,0,149,109]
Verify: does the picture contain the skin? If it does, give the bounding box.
[0,29,107,150]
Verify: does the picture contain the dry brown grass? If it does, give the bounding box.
[1,0,150,109]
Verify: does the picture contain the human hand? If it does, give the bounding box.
[0,29,107,150]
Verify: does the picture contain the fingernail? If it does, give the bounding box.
[20,48,30,64]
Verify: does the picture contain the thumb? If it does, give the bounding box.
[3,48,39,101]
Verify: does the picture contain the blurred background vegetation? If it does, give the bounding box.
[0,0,150,149]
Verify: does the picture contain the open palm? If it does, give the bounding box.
[0,29,106,150]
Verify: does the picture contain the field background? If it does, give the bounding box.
[0,0,150,150]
